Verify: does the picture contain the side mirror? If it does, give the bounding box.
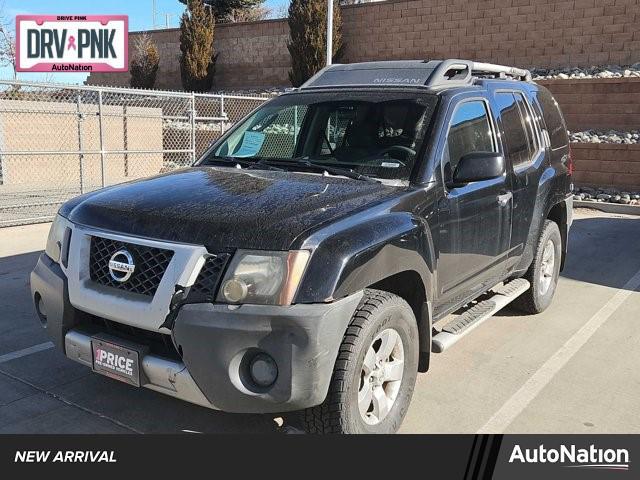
[451,152,505,186]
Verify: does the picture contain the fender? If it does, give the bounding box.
[293,191,436,305]
[515,163,571,273]
[292,188,437,374]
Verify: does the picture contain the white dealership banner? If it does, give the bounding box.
[16,15,128,72]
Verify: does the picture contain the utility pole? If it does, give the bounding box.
[152,0,158,28]
[152,0,175,29]
[326,0,333,66]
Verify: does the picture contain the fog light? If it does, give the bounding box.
[222,278,248,303]
[249,353,278,387]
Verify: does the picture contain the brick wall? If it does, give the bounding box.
[538,78,640,131]
[87,0,640,90]
[571,144,640,190]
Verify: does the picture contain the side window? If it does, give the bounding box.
[535,88,569,150]
[495,92,535,169]
[444,101,495,180]
[513,92,538,158]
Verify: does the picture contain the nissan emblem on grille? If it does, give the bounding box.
[108,250,135,283]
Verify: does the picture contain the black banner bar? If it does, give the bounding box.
[0,434,636,478]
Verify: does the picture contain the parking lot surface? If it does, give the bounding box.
[0,209,639,433]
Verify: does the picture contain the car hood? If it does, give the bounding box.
[61,166,400,251]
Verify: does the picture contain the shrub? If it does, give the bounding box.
[287,0,343,87]
[129,34,160,89]
[180,0,216,92]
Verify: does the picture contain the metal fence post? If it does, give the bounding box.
[220,93,226,134]
[97,89,106,187]
[190,93,196,163]
[76,94,85,195]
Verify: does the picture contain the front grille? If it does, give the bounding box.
[89,236,174,296]
[188,253,230,302]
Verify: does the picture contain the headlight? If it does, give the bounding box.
[217,250,310,306]
[45,214,67,264]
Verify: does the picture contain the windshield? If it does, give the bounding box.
[200,91,438,182]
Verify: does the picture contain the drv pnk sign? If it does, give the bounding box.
[16,15,128,73]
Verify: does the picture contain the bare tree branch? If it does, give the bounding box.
[0,2,17,79]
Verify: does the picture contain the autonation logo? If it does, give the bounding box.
[510,444,630,471]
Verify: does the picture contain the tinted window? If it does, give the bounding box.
[496,92,535,168]
[535,88,568,150]
[206,92,438,182]
[445,101,494,178]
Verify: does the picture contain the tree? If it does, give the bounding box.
[179,0,216,92]
[225,5,271,23]
[129,34,160,89]
[0,15,16,80]
[179,0,265,23]
[287,0,343,87]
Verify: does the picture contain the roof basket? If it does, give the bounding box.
[299,59,532,90]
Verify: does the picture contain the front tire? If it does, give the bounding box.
[302,289,419,434]
[513,220,562,314]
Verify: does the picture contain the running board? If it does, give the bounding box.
[432,278,530,353]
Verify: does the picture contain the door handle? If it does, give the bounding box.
[497,192,512,207]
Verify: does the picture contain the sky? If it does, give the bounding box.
[1,0,289,84]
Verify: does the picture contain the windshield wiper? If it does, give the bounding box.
[292,157,379,183]
[202,155,250,167]
[204,155,378,182]
[244,158,284,171]
[203,155,284,172]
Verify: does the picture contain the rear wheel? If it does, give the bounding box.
[513,220,562,314]
[302,289,419,434]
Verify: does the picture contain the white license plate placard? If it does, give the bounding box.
[91,338,141,387]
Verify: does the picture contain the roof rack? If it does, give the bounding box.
[299,59,532,90]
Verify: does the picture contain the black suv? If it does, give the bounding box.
[31,60,573,434]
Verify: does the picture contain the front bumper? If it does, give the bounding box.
[31,253,361,413]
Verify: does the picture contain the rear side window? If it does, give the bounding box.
[535,88,568,150]
[495,92,536,168]
[444,101,495,178]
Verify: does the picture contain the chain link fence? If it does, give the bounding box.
[0,79,269,227]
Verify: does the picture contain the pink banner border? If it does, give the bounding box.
[15,15,129,73]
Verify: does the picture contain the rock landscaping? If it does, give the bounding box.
[573,186,640,205]
[533,64,640,80]
[570,130,640,145]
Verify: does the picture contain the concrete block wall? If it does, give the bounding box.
[539,78,640,190]
[539,78,640,131]
[571,144,640,190]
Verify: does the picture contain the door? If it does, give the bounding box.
[436,98,513,307]
[494,90,547,261]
